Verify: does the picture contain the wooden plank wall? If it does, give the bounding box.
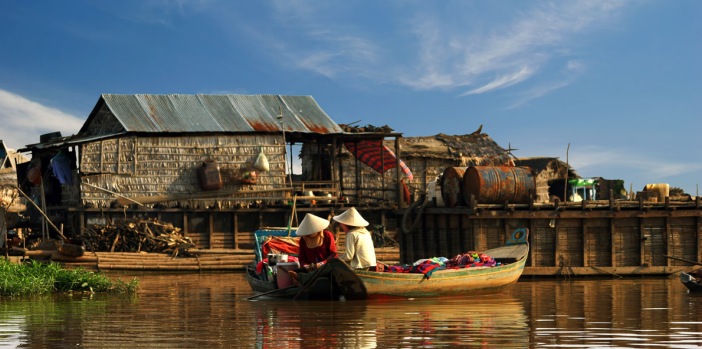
[397,210,702,275]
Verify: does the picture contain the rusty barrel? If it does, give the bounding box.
[441,167,468,207]
[462,166,535,205]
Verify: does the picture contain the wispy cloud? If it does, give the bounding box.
[0,90,83,150]
[256,1,624,99]
[506,59,587,108]
[461,66,535,96]
[409,2,622,95]
[546,144,702,187]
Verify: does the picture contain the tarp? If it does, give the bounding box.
[344,141,413,180]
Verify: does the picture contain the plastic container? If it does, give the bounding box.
[197,160,223,191]
[276,262,300,288]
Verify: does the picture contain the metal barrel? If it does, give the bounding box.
[441,167,468,207]
[462,166,535,205]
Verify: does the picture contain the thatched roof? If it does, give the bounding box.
[514,157,579,178]
[388,132,512,166]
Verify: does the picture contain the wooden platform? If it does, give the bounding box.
[46,247,401,272]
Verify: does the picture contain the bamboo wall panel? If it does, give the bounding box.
[477,220,503,251]
[613,218,640,267]
[79,135,286,209]
[558,220,584,267]
[186,213,210,249]
[212,212,234,249]
[584,219,611,267]
[531,225,556,267]
[643,218,666,266]
[668,217,697,265]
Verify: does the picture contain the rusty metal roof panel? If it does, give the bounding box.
[280,95,344,134]
[225,94,282,132]
[197,95,254,132]
[97,94,342,134]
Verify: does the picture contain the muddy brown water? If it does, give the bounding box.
[1,272,701,348]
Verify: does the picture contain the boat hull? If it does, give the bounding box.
[680,272,702,293]
[246,259,367,300]
[356,255,527,298]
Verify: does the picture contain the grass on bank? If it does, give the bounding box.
[0,259,139,296]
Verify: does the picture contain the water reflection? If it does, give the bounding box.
[1,273,701,348]
[250,296,528,348]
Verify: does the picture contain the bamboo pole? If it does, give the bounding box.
[116,187,294,205]
[14,185,67,241]
[84,183,144,206]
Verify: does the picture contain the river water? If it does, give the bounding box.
[1,272,701,348]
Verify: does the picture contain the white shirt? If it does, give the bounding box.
[341,227,377,269]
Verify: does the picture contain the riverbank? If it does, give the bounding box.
[0,259,139,296]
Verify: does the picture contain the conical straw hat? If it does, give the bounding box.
[295,213,330,236]
[333,207,369,227]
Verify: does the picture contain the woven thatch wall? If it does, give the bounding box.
[514,157,572,203]
[337,152,404,205]
[77,134,286,208]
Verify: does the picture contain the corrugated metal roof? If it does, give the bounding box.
[92,94,344,134]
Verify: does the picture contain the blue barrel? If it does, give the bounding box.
[462,166,535,205]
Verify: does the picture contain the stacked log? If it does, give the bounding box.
[81,218,194,254]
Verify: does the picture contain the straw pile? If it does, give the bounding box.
[81,218,194,254]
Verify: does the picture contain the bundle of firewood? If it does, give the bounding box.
[339,124,394,133]
[81,218,194,254]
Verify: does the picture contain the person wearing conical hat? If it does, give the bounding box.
[333,207,376,270]
[294,213,338,271]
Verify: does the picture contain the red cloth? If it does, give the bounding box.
[344,141,413,180]
[298,230,338,267]
[261,236,300,257]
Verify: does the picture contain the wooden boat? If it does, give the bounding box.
[680,272,702,293]
[245,229,367,300]
[247,227,529,300]
[246,258,367,300]
[355,227,529,298]
[57,240,86,258]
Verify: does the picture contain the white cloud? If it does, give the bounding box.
[0,90,83,150]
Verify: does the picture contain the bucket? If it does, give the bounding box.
[441,167,468,207]
[462,166,535,205]
[276,262,299,288]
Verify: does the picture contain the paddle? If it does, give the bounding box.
[663,255,702,267]
[246,285,297,300]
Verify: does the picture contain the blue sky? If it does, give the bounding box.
[1,1,700,195]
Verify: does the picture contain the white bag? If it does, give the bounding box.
[253,148,270,172]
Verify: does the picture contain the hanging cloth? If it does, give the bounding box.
[50,150,73,185]
[344,140,413,180]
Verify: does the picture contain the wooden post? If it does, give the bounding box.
[582,218,589,267]
[395,137,402,209]
[665,216,671,267]
[208,212,214,249]
[233,213,239,250]
[639,217,646,266]
[610,218,616,267]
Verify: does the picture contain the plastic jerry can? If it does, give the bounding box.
[197,160,223,191]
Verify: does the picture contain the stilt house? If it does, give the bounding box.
[19,94,405,248]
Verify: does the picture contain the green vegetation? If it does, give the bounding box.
[0,259,138,296]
